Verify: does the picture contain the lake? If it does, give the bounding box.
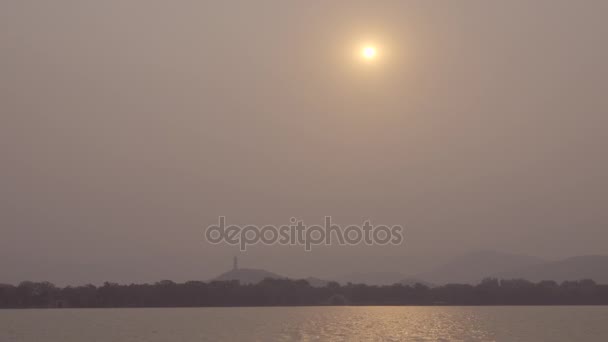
[1,306,607,341]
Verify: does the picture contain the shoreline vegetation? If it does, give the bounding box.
[1,278,607,308]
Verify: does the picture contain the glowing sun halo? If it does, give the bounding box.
[361,46,377,60]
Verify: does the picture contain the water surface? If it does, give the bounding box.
[1,306,607,341]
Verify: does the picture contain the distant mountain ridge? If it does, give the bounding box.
[416,251,608,285]
[415,250,545,285]
[495,255,608,284]
[211,251,608,287]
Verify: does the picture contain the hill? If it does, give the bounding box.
[496,255,608,284]
[416,250,545,284]
[213,268,285,284]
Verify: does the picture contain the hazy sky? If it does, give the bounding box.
[1,1,607,285]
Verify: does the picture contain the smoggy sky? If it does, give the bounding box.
[1,1,607,285]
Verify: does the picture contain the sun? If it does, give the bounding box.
[361,46,377,60]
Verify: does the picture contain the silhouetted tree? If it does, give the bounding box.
[1,278,607,308]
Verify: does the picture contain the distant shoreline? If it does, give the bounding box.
[2,278,607,308]
[3,304,608,310]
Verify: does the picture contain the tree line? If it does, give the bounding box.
[1,278,607,308]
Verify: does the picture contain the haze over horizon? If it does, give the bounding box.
[2,1,607,286]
